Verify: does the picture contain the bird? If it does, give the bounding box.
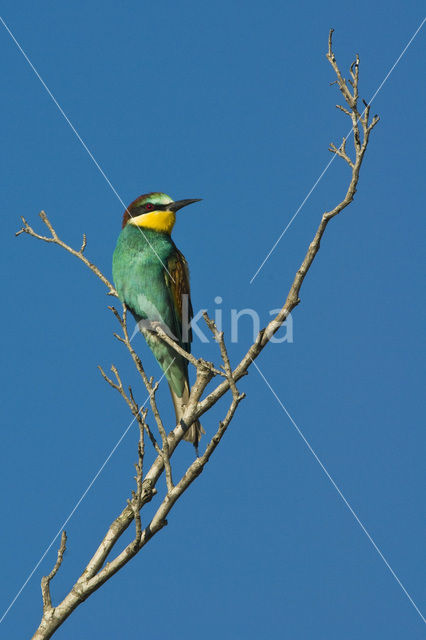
[112,192,204,448]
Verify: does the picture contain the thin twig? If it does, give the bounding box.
[154,325,224,377]
[202,312,240,399]
[40,531,67,612]
[107,307,174,487]
[102,308,175,489]
[16,211,117,296]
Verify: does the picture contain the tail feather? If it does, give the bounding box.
[169,379,205,449]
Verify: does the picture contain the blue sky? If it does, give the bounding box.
[1,1,425,638]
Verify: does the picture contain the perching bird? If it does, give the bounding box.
[112,192,204,447]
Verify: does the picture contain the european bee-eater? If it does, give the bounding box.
[112,192,204,447]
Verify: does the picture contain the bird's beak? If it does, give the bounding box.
[168,198,202,212]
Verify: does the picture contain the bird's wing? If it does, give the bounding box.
[164,247,193,352]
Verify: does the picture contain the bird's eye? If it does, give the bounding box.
[145,203,154,210]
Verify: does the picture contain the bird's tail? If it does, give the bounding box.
[169,378,205,451]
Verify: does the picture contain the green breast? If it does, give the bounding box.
[113,225,175,324]
[112,224,188,396]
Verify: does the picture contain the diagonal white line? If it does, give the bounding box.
[0,355,175,625]
[252,358,426,624]
[249,157,336,284]
[249,16,426,284]
[365,16,426,107]
[0,14,175,281]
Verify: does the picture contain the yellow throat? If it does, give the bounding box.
[129,209,176,234]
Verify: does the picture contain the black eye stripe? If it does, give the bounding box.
[134,203,169,214]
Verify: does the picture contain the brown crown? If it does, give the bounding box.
[121,193,154,228]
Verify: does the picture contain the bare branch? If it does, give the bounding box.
[145,389,246,537]
[190,29,380,417]
[16,211,117,296]
[143,384,174,492]
[128,388,162,455]
[98,365,122,392]
[107,309,175,484]
[329,137,354,168]
[336,104,351,116]
[202,312,240,399]
[327,29,355,110]
[99,317,175,491]
[154,325,225,378]
[40,531,67,612]
[127,413,146,543]
[98,361,165,463]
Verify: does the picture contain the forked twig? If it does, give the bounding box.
[16,211,117,296]
[40,532,67,612]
